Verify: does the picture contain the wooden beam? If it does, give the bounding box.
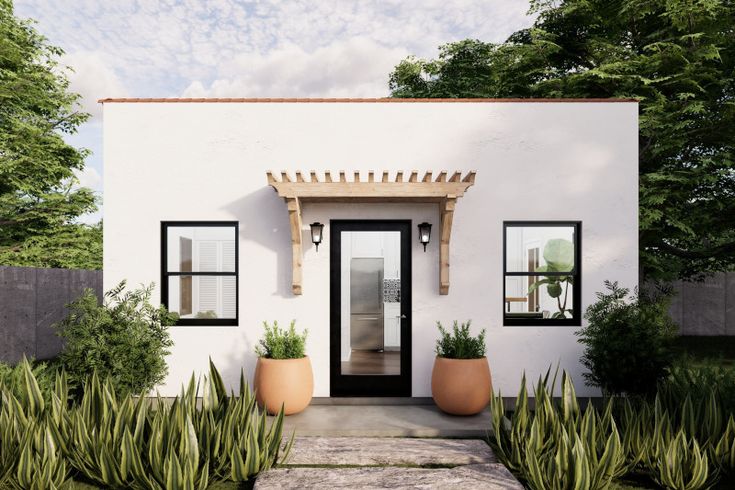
[268,181,474,200]
[286,197,303,295]
[266,170,477,295]
[439,197,456,295]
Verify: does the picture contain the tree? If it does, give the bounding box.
[389,0,735,281]
[0,0,100,269]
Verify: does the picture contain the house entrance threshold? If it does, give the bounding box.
[271,403,491,438]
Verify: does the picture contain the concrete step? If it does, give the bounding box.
[276,404,491,437]
[254,464,523,489]
[287,437,496,466]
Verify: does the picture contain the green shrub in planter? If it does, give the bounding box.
[54,281,177,396]
[576,280,677,396]
[255,320,307,359]
[435,320,485,359]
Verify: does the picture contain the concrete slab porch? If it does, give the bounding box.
[273,404,492,438]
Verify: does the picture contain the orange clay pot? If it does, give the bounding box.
[431,356,492,416]
[254,356,313,415]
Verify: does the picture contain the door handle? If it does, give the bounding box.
[356,317,379,321]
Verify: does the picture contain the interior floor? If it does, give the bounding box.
[342,350,400,375]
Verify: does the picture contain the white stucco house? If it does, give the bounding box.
[101,97,638,399]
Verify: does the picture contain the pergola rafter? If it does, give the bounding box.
[267,170,476,295]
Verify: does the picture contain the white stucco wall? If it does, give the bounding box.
[102,100,638,398]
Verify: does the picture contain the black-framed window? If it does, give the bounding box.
[161,221,238,326]
[503,221,581,326]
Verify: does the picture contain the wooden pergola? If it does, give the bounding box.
[267,170,476,295]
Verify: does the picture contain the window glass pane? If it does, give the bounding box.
[167,276,236,319]
[340,231,401,376]
[505,275,575,320]
[166,226,236,272]
[506,226,575,273]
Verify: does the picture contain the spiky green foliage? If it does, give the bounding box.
[0,0,101,269]
[54,281,177,396]
[255,320,308,359]
[493,368,730,489]
[389,0,735,281]
[0,358,292,489]
[0,358,71,489]
[435,320,486,359]
[490,370,627,490]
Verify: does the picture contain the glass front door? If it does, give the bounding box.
[330,221,411,396]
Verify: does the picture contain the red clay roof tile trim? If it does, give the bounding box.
[97,97,637,103]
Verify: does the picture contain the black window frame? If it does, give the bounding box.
[503,221,581,327]
[161,221,239,327]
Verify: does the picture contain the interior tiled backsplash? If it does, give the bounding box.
[383,278,401,303]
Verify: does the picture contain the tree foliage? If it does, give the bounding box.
[390,0,735,281]
[0,0,100,269]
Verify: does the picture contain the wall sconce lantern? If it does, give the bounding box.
[417,222,432,252]
[310,222,324,251]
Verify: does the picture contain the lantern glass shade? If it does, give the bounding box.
[418,222,432,251]
[310,222,324,251]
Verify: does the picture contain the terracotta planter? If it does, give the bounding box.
[254,356,313,415]
[431,356,492,415]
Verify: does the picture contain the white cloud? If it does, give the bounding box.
[182,37,407,97]
[16,0,534,101]
[61,51,127,118]
[73,166,102,192]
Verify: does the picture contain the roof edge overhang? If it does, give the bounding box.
[98,97,638,104]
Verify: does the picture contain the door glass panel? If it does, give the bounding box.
[340,231,401,375]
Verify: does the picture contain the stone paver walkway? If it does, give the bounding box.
[255,437,523,489]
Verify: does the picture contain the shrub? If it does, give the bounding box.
[660,361,735,416]
[435,320,486,359]
[0,357,58,402]
[576,280,677,396]
[54,281,177,395]
[255,320,307,359]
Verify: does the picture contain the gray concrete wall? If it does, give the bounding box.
[668,272,735,336]
[0,266,102,363]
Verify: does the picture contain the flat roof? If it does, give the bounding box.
[98,97,637,103]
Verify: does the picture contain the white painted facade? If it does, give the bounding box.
[102,100,638,398]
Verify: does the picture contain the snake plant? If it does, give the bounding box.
[1,357,292,489]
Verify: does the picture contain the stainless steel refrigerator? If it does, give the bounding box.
[350,258,384,351]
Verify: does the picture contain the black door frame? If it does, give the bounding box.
[330,220,412,397]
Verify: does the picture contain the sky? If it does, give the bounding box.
[14,0,535,223]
